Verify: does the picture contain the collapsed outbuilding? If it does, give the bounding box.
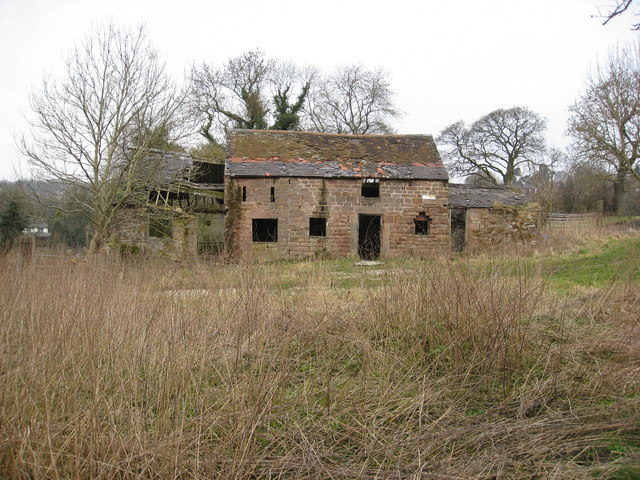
[448,183,541,251]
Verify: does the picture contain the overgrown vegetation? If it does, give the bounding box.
[0,233,638,479]
[0,199,28,252]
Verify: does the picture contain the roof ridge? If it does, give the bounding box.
[228,129,434,139]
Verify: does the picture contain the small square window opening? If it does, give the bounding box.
[361,178,380,198]
[309,217,327,237]
[149,218,172,238]
[414,212,431,235]
[252,219,278,242]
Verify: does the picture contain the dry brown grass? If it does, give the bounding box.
[0,244,638,479]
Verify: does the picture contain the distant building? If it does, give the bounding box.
[22,220,51,249]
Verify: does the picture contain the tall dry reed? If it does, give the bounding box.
[0,251,638,479]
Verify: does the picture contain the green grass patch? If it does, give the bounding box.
[541,237,640,291]
[607,466,640,480]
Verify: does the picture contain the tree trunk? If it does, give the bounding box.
[88,236,103,255]
[87,219,110,254]
[612,171,626,215]
[503,167,514,186]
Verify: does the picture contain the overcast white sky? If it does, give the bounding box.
[0,0,638,180]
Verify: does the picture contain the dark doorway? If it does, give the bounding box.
[358,214,381,260]
[196,213,224,255]
[451,208,466,252]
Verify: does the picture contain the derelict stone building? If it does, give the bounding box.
[114,130,541,260]
[448,183,540,251]
[224,130,451,260]
[114,150,225,260]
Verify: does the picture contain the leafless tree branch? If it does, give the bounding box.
[596,0,639,29]
[438,107,547,186]
[567,42,640,213]
[302,64,402,135]
[21,23,186,253]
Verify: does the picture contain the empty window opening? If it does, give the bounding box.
[242,186,247,202]
[309,217,327,237]
[414,212,431,235]
[252,219,278,242]
[361,178,380,197]
[270,187,275,202]
[149,218,172,238]
[192,162,224,184]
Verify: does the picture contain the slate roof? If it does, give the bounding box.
[226,159,449,180]
[136,150,224,188]
[226,130,448,180]
[448,183,529,208]
[137,150,193,185]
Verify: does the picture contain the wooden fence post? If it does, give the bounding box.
[596,200,604,226]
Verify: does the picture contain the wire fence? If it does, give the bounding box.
[545,212,598,229]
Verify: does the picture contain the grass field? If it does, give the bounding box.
[1,232,638,479]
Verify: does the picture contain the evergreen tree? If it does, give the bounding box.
[271,83,310,131]
[0,200,28,252]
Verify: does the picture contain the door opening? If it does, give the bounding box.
[451,208,466,252]
[358,214,381,260]
[196,213,225,255]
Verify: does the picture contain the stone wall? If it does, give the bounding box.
[114,208,198,261]
[224,177,450,259]
[466,204,541,248]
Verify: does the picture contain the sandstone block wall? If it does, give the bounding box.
[114,209,197,261]
[224,177,450,259]
[466,204,541,248]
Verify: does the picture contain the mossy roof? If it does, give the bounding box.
[226,130,448,180]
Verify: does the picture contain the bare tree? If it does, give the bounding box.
[190,57,399,138]
[556,161,615,213]
[515,148,567,213]
[567,42,640,214]
[438,107,547,186]
[303,64,401,134]
[189,61,227,143]
[21,23,185,253]
[596,0,639,29]
[189,50,312,143]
